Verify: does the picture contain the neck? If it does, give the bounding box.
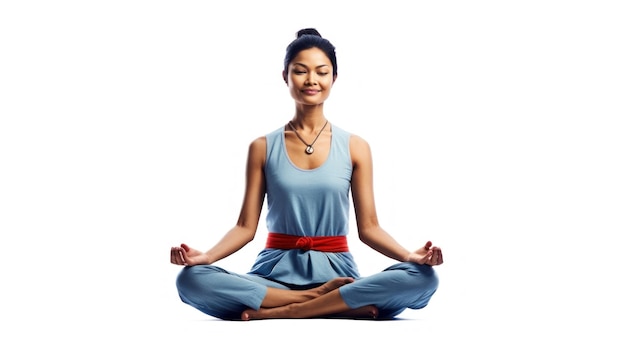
[292,106,326,131]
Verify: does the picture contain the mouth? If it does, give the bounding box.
[301,89,321,95]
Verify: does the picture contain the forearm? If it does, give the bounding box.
[205,226,256,264]
[358,227,411,262]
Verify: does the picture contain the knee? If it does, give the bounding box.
[410,263,439,292]
[405,264,439,309]
[387,262,439,291]
[176,265,224,296]
[176,266,198,291]
[418,264,439,291]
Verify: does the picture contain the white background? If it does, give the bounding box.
[1,1,624,350]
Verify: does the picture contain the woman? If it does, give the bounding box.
[170,28,443,321]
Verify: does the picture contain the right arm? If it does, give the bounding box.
[170,136,266,266]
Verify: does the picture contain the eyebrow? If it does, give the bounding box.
[292,63,330,69]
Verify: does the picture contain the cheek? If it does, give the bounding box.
[288,74,303,87]
[322,78,335,90]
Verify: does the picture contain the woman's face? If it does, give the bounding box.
[284,47,336,106]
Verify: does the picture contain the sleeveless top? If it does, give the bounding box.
[247,124,361,285]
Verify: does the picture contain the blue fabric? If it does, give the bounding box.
[176,265,283,320]
[248,124,360,285]
[263,124,352,236]
[175,124,440,320]
[176,262,439,320]
[339,262,439,318]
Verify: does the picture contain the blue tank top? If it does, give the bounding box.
[247,124,360,285]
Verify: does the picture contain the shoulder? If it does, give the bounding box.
[248,125,285,162]
[247,135,267,166]
[332,125,368,148]
[331,124,372,163]
[249,135,267,149]
[249,125,285,151]
[348,132,372,166]
[342,124,370,153]
[348,133,369,149]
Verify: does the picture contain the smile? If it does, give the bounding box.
[302,89,321,95]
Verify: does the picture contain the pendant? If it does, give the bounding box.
[305,145,314,154]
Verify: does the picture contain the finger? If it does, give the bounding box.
[431,248,442,265]
[179,248,188,265]
[435,248,443,264]
[423,250,433,265]
[171,247,181,265]
[170,247,180,265]
[424,241,432,250]
[171,247,186,265]
[428,253,436,265]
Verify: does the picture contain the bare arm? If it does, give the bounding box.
[170,137,266,266]
[350,135,443,265]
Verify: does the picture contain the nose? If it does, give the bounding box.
[305,73,317,85]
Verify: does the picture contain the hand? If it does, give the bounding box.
[407,241,443,266]
[170,243,209,266]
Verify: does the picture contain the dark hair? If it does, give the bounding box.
[284,28,338,76]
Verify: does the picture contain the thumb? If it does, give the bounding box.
[424,241,433,250]
[181,243,191,252]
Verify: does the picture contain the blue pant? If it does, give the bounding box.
[176,262,438,320]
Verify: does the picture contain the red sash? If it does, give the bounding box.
[265,232,349,252]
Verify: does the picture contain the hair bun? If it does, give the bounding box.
[297,28,322,38]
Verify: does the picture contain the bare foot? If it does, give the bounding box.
[241,306,289,321]
[296,277,355,301]
[257,277,355,309]
[240,278,356,321]
[313,277,354,296]
[330,305,379,319]
[241,304,379,321]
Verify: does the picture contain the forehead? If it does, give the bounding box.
[291,47,331,67]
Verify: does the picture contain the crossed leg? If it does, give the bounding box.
[260,277,355,307]
[242,287,378,320]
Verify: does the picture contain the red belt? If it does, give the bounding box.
[265,232,349,252]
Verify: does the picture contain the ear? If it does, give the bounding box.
[332,74,338,84]
[282,70,288,84]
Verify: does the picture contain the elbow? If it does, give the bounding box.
[236,224,257,244]
[356,219,379,243]
[357,228,376,246]
[245,231,256,244]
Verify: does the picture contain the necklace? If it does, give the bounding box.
[288,120,329,155]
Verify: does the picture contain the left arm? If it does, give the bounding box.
[350,135,443,266]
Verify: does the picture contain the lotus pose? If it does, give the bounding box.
[170,28,443,321]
